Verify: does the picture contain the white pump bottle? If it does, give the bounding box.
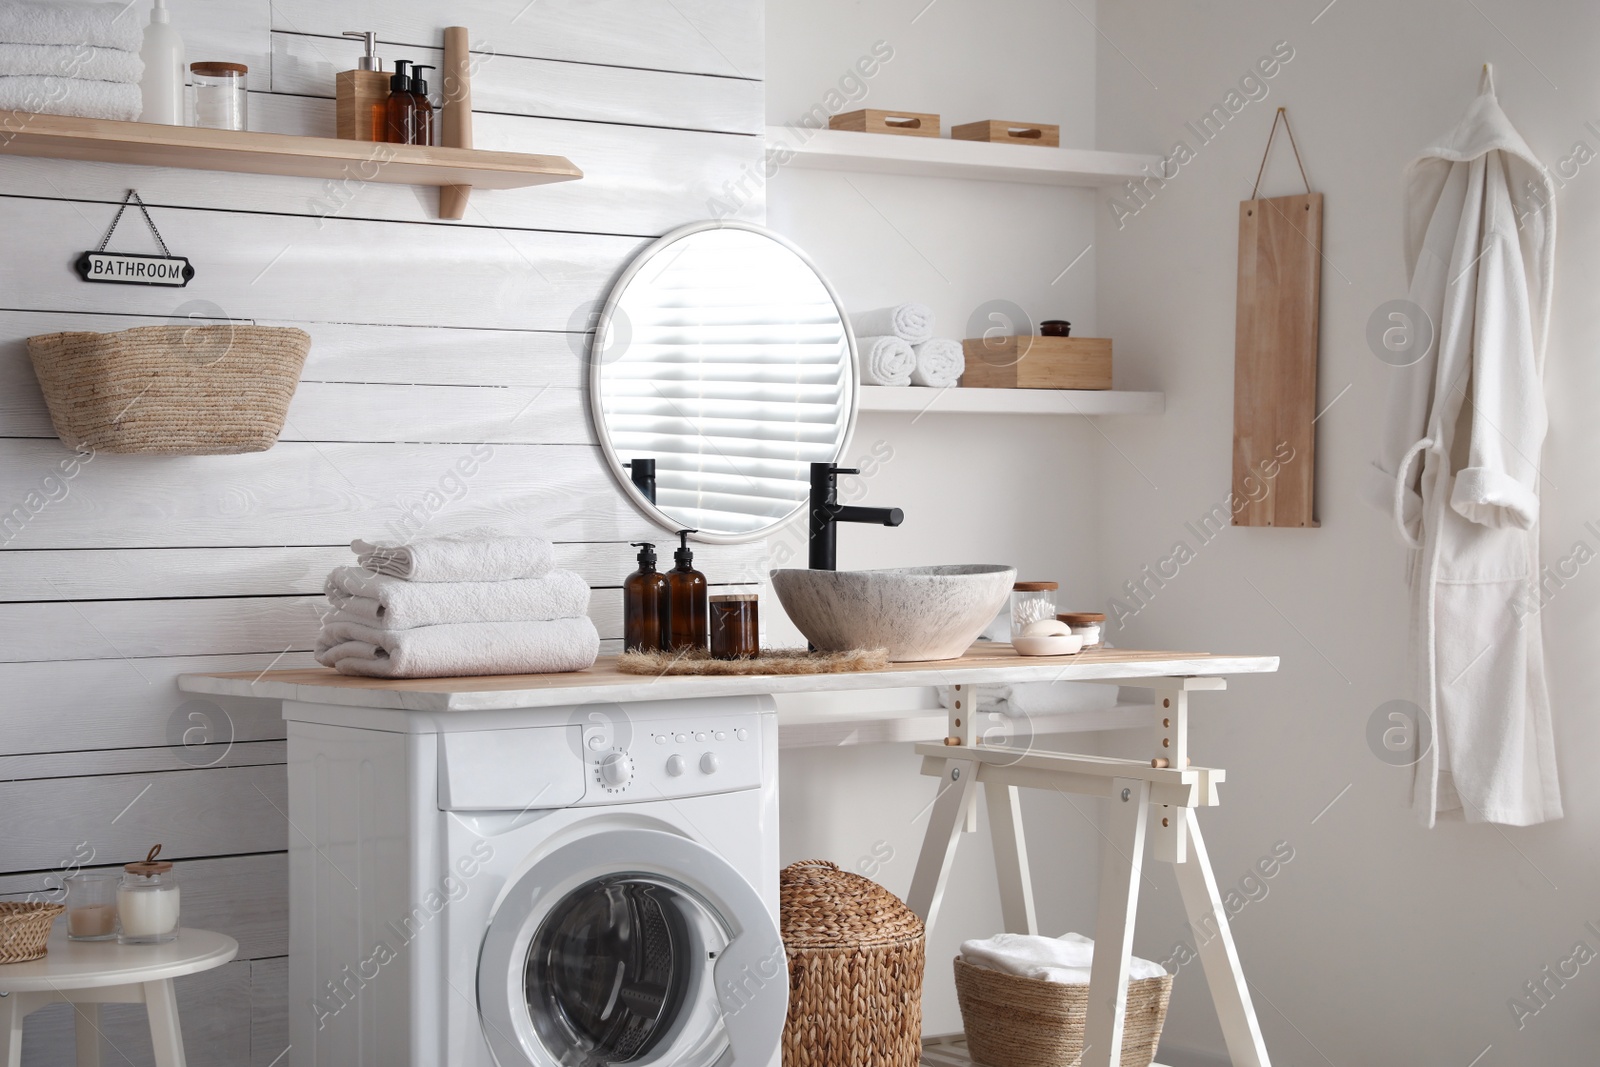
[138,0,186,125]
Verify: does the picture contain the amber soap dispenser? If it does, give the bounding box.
[623,542,670,653]
[667,530,708,652]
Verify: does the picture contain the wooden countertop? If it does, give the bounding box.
[178,646,1278,713]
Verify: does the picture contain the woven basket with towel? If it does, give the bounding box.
[26,325,311,455]
[954,932,1172,1067]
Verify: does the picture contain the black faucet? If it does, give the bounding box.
[808,462,903,570]
[622,458,656,504]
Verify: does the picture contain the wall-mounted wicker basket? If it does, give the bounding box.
[26,324,311,455]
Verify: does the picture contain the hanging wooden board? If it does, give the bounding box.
[1232,191,1321,527]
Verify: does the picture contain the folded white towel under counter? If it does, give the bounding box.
[0,42,142,81]
[324,566,591,630]
[0,74,138,118]
[315,615,601,679]
[960,932,1167,985]
[0,1,144,51]
[911,338,964,388]
[855,334,917,387]
[352,530,556,583]
[851,303,933,345]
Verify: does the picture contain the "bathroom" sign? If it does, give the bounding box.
[75,251,195,287]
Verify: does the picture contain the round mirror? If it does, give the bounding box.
[590,221,858,542]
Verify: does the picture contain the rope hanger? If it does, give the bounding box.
[1250,107,1311,199]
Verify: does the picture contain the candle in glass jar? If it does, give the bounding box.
[118,884,180,937]
[68,903,118,938]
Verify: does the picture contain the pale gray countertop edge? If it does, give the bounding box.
[177,655,1281,713]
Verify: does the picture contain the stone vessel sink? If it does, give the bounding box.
[771,564,1017,662]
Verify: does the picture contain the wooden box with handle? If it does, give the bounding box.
[951,119,1060,147]
[829,109,940,137]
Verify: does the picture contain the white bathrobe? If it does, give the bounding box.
[1368,69,1562,826]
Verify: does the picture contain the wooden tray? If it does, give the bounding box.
[951,119,1060,147]
[960,336,1111,390]
[829,108,939,137]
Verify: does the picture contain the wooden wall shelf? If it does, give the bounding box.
[859,386,1164,416]
[767,126,1159,187]
[0,112,581,218]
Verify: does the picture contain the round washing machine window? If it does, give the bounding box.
[525,875,720,1065]
[476,829,788,1067]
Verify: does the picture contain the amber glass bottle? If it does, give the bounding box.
[383,60,414,144]
[407,64,436,146]
[623,542,670,653]
[667,530,708,652]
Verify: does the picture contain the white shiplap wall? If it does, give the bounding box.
[0,2,764,1062]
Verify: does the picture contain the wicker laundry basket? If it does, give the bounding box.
[953,955,1172,1067]
[0,902,65,963]
[26,324,311,455]
[780,860,925,1067]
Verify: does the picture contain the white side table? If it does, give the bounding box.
[0,927,237,1067]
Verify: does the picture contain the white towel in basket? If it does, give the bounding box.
[960,932,1167,985]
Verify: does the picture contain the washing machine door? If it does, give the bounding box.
[478,828,786,1067]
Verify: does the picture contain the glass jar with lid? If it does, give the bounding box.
[1010,581,1059,642]
[190,61,248,130]
[1058,611,1106,650]
[117,844,180,944]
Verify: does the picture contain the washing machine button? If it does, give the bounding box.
[700,752,719,775]
[666,754,687,776]
[587,734,607,751]
[655,735,667,745]
[715,730,727,741]
[695,731,708,743]
[736,728,750,741]
[675,733,688,744]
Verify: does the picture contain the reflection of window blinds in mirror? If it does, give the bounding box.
[599,231,852,535]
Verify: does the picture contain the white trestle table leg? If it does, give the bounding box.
[1081,776,1151,1067]
[984,782,1038,935]
[1174,808,1272,1067]
[906,757,979,931]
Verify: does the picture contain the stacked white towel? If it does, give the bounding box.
[911,338,964,388]
[0,1,145,120]
[855,334,917,386]
[960,932,1167,985]
[851,303,933,346]
[316,532,599,678]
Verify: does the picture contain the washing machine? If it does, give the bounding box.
[283,694,787,1067]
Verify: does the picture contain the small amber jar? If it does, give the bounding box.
[709,594,759,660]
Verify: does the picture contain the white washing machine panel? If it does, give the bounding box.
[286,695,782,1067]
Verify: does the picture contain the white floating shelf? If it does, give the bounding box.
[859,386,1164,416]
[767,126,1159,187]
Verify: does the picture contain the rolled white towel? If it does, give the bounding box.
[315,616,601,678]
[324,566,591,630]
[0,42,142,81]
[960,932,1167,985]
[851,303,933,345]
[0,74,138,119]
[352,529,556,583]
[855,334,917,387]
[0,1,144,52]
[911,338,964,388]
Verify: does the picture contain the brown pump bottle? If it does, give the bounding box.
[383,60,414,144]
[667,529,708,652]
[623,542,670,653]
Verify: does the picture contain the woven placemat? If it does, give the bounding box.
[616,648,889,675]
